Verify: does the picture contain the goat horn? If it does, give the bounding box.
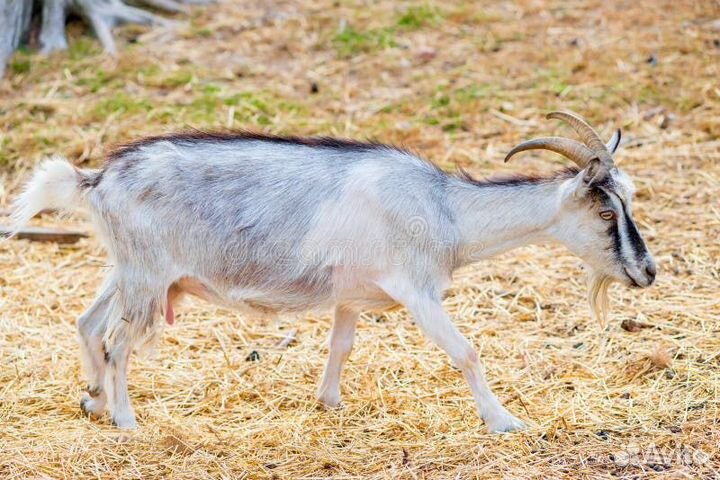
[504,137,599,168]
[546,111,613,164]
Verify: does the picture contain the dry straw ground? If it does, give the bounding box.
[1,0,719,478]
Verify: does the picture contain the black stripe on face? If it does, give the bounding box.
[615,196,649,261]
[606,221,622,261]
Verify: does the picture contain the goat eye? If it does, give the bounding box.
[599,210,616,221]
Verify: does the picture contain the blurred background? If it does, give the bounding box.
[1,0,717,174]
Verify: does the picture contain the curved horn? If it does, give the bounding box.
[546,111,610,158]
[606,128,621,154]
[504,137,599,168]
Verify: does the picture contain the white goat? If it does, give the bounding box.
[11,111,656,432]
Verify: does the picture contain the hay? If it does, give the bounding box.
[1,0,719,478]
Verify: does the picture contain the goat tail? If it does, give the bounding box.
[9,156,100,237]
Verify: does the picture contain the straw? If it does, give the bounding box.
[1,0,718,478]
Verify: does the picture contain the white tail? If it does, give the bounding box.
[9,157,89,236]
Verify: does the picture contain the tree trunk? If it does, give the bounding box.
[0,0,33,77]
[0,0,210,77]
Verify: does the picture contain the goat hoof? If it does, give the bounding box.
[111,413,137,429]
[79,398,90,417]
[487,413,527,434]
[317,390,342,408]
[79,396,105,418]
[84,384,102,398]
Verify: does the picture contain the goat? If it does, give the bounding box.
[10,111,656,432]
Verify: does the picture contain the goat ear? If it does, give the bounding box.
[606,129,621,154]
[582,158,608,186]
[570,159,608,198]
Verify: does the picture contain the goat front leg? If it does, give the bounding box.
[380,281,525,433]
[317,306,358,407]
[412,298,523,432]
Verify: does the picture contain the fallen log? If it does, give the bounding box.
[0,224,88,244]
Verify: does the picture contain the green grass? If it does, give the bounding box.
[471,11,503,24]
[10,57,31,75]
[151,70,195,88]
[68,38,101,61]
[0,137,10,167]
[332,4,444,57]
[532,67,573,97]
[77,69,126,93]
[431,83,497,109]
[92,93,152,118]
[396,5,442,29]
[454,84,495,102]
[422,83,500,132]
[332,25,397,57]
[184,88,306,125]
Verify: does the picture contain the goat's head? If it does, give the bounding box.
[505,110,657,320]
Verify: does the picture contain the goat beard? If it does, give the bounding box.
[587,269,614,325]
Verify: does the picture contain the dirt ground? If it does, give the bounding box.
[1,0,719,478]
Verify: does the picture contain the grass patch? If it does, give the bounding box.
[423,83,498,132]
[333,25,396,57]
[158,70,195,88]
[229,91,306,126]
[431,83,496,109]
[77,69,126,93]
[454,84,495,103]
[92,93,152,118]
[0,137,10,167]
[471,11,503,23]
[332,4,443,58]
[331,4,443,57]
[397,5,442,29]
[68,38,101,61]
[10,56,31,75]
[182,88,306,125]
[533,67,573,96]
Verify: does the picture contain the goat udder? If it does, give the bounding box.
[166,300,175,325]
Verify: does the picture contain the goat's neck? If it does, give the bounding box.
[449,177,567,267]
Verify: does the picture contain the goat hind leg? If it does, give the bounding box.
[77,286,115,417]
[103,289,164,429]
[105,342,136,428]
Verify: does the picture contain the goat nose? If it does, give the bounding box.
[645,262,657,283]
